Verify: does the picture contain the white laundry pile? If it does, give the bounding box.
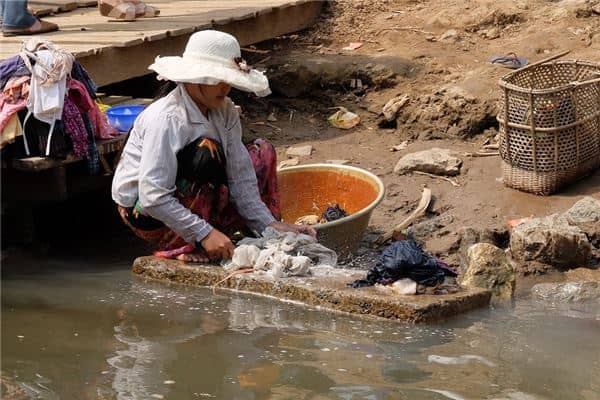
[224,227,338,279]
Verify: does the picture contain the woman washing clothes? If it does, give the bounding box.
[112,30,316,263]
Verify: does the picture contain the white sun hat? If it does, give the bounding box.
[148,30,271,97]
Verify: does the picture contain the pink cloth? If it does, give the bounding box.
[67,79,117,139]
[0,76,30,133]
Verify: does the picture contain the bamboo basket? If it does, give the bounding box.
[497,52,600,195]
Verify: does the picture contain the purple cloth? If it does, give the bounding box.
[0,55,27,91]
[62,96,89,158]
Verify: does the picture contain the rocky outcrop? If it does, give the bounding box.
[393,148,462,176]
[563,196,600,247]
[460,243,516,300]
[509,214,591,268]
[457,226,508,270]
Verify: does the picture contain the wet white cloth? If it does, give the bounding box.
[230,244,312,279]
[391,278,417,295]
[225,228,338,278]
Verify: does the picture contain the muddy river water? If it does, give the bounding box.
[2,248,599,400]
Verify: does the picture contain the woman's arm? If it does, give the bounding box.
[226,118,276,234]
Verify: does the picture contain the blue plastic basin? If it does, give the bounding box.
[106,105,145,132]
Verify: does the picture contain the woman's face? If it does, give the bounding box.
[186,82,232,110]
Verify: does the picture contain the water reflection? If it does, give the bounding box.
[2,260,600,400]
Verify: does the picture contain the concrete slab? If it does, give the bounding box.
[133,256,492,323]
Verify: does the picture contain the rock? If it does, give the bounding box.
[531,281,600,302]
[440,29,459,42]
[460,243,516,300]
[593,4,600,14]
[510,214,591,267]
[457,226,502,269]
[481,27,500,39]
[563,196,600,247]
[286,145,313,157]
[393,148,462,176]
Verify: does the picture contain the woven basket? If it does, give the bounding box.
[497,54,600,195]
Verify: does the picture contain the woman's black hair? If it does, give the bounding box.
[153,80,178,102]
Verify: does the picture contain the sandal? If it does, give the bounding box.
[134,2,160,18]
[490,52,529,69]
[98,0,136,22]
[2,19,58,37]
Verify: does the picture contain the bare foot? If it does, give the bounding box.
[176,252,210,263]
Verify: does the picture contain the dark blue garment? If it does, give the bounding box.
[350,240,449,288]
[81,113,100,175]
[71,62,98,99]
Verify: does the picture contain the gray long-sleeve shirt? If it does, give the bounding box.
[111,84,275,244]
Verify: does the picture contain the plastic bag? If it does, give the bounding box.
[328,107,360,129]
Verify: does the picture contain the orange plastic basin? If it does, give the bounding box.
[277,164,385,257]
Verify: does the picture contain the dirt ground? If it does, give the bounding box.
[233,0,600,271]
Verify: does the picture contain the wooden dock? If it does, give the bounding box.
[1,0,323,213]
[0,0,324,86]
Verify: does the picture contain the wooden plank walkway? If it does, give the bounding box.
[31,0,98,17]
[1,0,323,86]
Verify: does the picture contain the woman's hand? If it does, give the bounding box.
[268,221,317,238]
[200,229,235,261]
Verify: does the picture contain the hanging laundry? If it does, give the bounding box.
[0,75,29,132]
[62,96,89,158]
[81,113,100,174]
[71,62,98,99]
[349,239,454,288]
[14,110,70,158]
[20,39,74,155]
[67,78,117,139]
[0,114,23,150]
[0,55,27,92]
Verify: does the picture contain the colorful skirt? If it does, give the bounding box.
[118,137,280,258]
